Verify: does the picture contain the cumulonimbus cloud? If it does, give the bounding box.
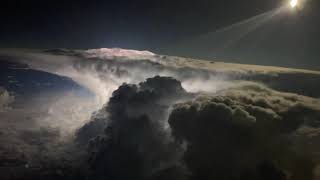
[169,82,320,180]
[0,48,320,180]
[79,77,320,180]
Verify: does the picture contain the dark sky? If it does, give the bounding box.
[1,0,319,69]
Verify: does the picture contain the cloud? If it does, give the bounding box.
[78,77,320,180]
[81,76,191,180]
[0,48,320,179]
[44,48,156,60]
[0,90,94,179]
[84,48,156,60]
[169,82,320,180]
[0,87,14,111]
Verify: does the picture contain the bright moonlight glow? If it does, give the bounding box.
[290,0,298,8]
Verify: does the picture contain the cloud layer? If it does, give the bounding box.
[0,48,319,180]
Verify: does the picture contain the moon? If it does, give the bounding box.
[290,0,298,8]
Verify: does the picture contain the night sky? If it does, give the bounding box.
[1,0,319,69]
[1,1,320,179]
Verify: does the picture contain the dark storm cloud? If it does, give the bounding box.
[76,76,320,180]
[75,109,109,146]
[169,82,320,180]
[78,76,191,180]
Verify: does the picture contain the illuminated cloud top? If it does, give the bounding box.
[84,48,155,60]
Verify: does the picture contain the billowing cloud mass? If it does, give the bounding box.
[169,83,320,180]
[81,76,190,180]
[0,48,320,180]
